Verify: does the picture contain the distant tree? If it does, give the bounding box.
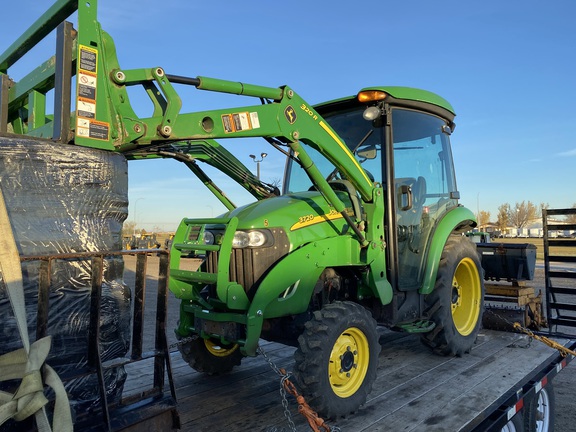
[268,177,283,195]
[567,203,576,224]
[496,204,510,234]
[270,177,282,189]
[478,210,491,229]
[508,201,538,229]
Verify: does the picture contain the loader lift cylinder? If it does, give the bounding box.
[166,74,284,101]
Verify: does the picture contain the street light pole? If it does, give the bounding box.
[249,152,267,180]
[477,192,480,229]
[133,197,145,235]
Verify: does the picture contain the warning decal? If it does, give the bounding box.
[76,45,109,141]
[78,72,96,100]
[250,112,260,128]
[79,45,98,73]
[221,112,260,134]
[77,119,110,141]
[77,97,96,119]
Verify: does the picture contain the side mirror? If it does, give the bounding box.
[357,145,377,160]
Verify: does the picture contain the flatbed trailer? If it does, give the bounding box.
[124,326,573,431]
[3,250,573,432]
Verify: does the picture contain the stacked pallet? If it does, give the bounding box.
[0,135,129,428]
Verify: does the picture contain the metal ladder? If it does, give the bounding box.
[543,208,576,337]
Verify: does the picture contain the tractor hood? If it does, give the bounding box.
[224,190,355,249]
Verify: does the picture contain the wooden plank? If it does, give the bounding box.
[365,337,556,431]
[175,345,307,431]
[151,330,555,432]
[485,284,535,297]
[428,347,557,431]
[115,315,574,432]
[337,331,522,431]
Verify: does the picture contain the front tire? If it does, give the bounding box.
[421,235,484,356]
[294,301,380,418]
[179,337,243,375]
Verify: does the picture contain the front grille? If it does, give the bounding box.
[187,225,202,241]
[206,228,289,295]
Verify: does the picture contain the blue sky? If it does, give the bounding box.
[2,0,575,231]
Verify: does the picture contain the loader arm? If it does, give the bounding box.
[128,139,280,207]
[1,0,375,245]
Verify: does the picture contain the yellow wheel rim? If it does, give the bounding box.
[451,257,482,336]
[204,339,239,358]
[328,327,370,398]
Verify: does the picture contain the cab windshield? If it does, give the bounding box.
[283,105,458,207]
[284,106,381,193]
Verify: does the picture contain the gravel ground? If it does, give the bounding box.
[123,255,576,431]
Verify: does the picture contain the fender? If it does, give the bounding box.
[252,235,361,317]
[242,235,363,354]
[419,206,476,295]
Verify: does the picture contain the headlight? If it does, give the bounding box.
[232,229,273,248]
[203,231,215,245]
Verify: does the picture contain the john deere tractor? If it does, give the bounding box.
[0,0,482,418]
[168,87,484,418]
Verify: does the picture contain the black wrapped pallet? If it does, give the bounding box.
[0,135,130,428]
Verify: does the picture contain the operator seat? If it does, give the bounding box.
[396,176,427,233]
[412,176,427,208]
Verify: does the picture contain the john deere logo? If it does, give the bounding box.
[284,106,297,124]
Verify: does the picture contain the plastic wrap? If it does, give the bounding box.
[0,135,130,426]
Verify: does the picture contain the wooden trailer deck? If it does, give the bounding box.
[123,328,568,432]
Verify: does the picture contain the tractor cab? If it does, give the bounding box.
[284,87,461,291]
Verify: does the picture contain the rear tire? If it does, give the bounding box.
[421,235,484,356]
[501,413,524,432]
[294,301,380,418]
[179,337,243,375]
[524,383,555,432]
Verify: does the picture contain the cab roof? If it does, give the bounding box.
[315,86,455,119]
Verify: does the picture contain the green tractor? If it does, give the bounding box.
[0,0,483,418]
[169,87,484,418]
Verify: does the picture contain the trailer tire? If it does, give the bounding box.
[179,337,243,375]
[524,383,555,432]
[421,235,484,356]
[500,413,524,432]
[294,301,380,418]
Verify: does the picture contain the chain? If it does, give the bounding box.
[258,345,285,377]
[257,345,341,432]
[512,322,576,358]
[167,339,342,430]
[483,309,533,349]
[168,335,198,350]
[258,346,298,432]
[483,308,576,357]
